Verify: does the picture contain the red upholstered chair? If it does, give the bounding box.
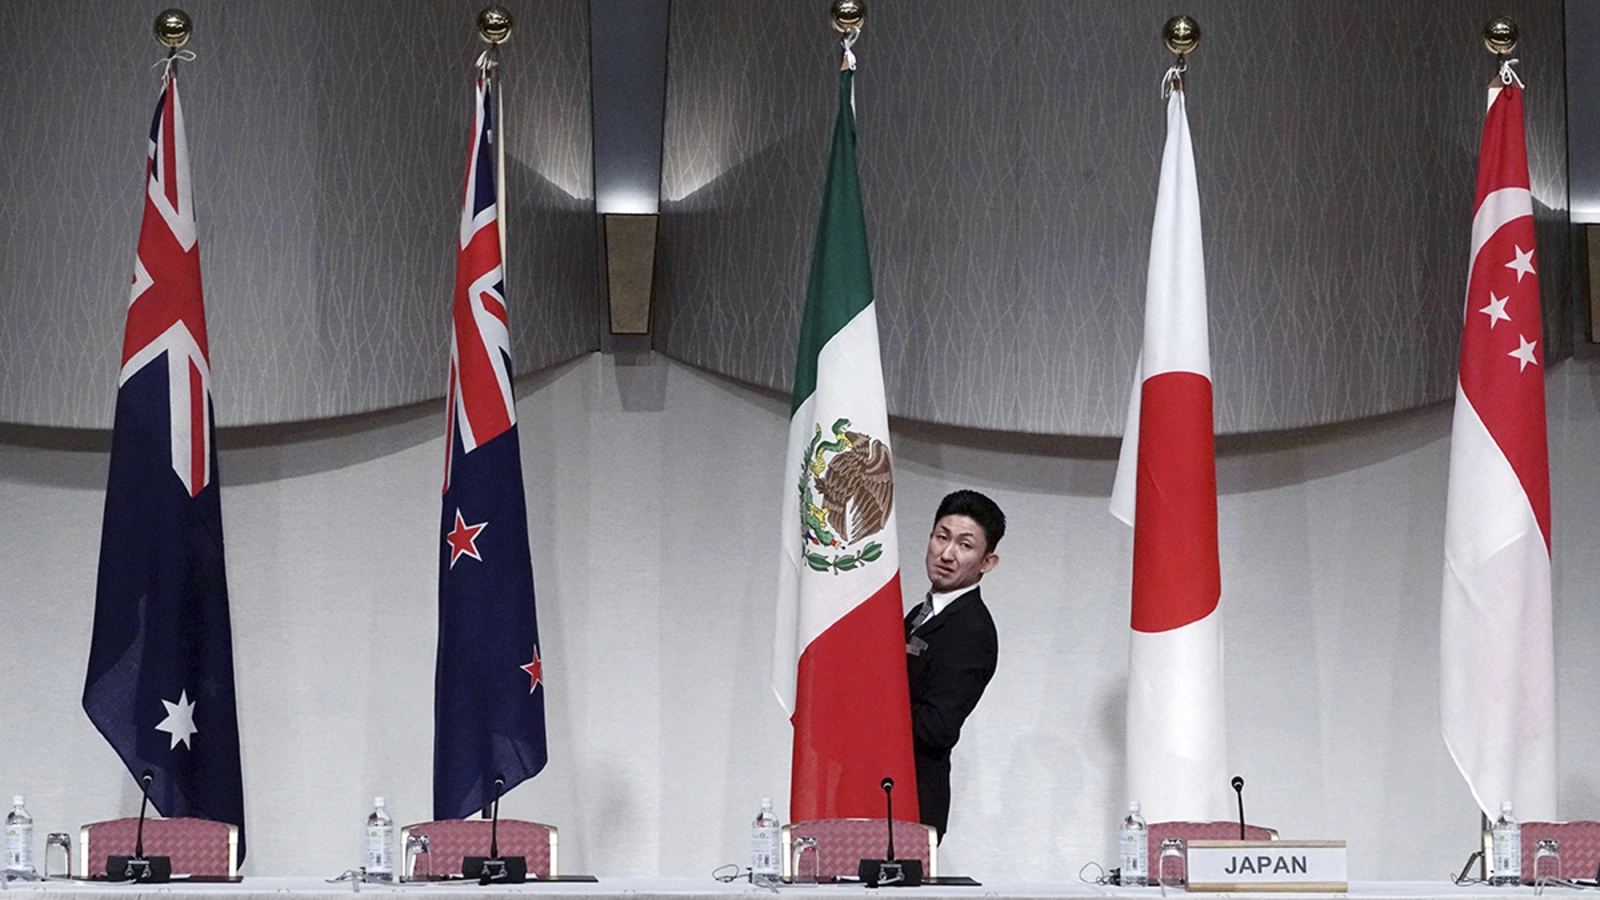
[781,819,937,879]
[1146,821,1278,885]
[399,819,557,880]
[1520,821,1600,884]
[78,817,238,878]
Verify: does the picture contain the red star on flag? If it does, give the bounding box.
[520,647,543,694]
[445,509,486,567]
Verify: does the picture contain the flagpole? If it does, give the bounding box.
[84,4,248,861]
[477,6,512,281]
[1447,16,1522,886]
[1111,12,1232,824]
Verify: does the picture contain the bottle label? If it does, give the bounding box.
[751,826,779,877]
[1493,828,1521,879]
[6,821,32,870]
[366,823,394,874]
[1120,828,1147,882]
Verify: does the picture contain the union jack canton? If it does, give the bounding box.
[83,70,248,860]
[433,71,549,820]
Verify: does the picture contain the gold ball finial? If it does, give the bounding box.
[1483,16,1518,56]
[477,5,513,46]
[153,9,191,49]
[831,0,865,34]
[1163,15,1200,56]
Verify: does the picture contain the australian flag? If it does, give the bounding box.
[434,71,548,820]
[82,72,247,859]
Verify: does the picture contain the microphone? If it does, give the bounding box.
[857,776,922,888]
[107,770,171,882]
[1231,776,1246,840]
[490,777,503,860]
[135,771,152,859]
[882,778,897,863]
[463,776,526,884]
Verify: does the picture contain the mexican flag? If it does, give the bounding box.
[772,69,919,822]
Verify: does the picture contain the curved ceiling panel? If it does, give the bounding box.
[0,0,597,429]
[655,0,1572,436]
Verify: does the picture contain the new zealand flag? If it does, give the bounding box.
[433,71,548,820]
[82,72,247,859]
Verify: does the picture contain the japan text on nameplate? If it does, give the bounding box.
[1183,840,1348,893]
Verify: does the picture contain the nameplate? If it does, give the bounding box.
[1183,840,1347,892]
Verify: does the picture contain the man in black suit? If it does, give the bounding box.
[904,490,1003,840]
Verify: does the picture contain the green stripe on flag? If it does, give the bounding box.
[791,70,875,415]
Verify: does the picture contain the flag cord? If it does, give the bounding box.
[840,28,859,71]
[475,45,500,80]
[151,48,196,85]
[1498,57,1524,88]
[1161,57,1186,98]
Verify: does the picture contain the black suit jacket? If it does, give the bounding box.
[904,586,998,838]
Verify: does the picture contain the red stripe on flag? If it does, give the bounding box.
[1473,89,1531,206]
[123,198,208,367]
[1458,225,1551,550]
[452,224,511,444]
[790,573,921,822]
[442,364,458,493]
[162,85,180,210]
[1458,86,1550,552]
[189,357,205,497]
[1131,371,1219,633]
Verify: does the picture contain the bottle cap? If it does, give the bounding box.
[12,796,22,806]
[375,796,386,807]
[760,797,773,808]
[1129,800,1141,812]
[1501,800,1514,812]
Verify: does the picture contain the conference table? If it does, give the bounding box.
[0,878,1577,900]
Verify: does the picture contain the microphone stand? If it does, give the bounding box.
[489,782,500,862]
[857,778,922,887]
[464,777,526,883]
[1231,776,1246,841]
[108,772,170,882]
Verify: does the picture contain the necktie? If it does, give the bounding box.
[910,595,935,632]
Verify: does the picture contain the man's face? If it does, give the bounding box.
[925,514,999,594]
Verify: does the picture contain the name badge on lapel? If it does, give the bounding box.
[907,635,929,657]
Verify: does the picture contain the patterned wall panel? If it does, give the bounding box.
[0,0,596,429]
[655,0,1572,436]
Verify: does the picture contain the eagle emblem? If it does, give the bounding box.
[797,418,892,574]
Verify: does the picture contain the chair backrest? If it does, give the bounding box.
[782,819,937,879]
[1521,821,1600,883]
[1146,821,1277,885]
[400,819,557,879]
[78,817,238,878]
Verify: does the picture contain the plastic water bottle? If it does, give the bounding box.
[1119,800,1148,886]
[750,798,781,885]
[365,797,394,881]
[1491,800,1521,886]
[5,796,33,876]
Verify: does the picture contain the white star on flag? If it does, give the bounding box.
[156,689,198,750]
[1479,292,1511,328]
[1506,245,1536,281]
[1509,334,1540,371]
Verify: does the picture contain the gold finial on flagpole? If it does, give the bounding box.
[153,9,191,49]
[1483,16,1518,56]
[831,0,865,34]
[478,6,513,46]
[1163,15,1200,56]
